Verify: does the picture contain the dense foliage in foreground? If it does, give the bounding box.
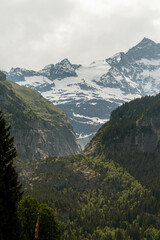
[16,153,160,240]
[18,196,61,240]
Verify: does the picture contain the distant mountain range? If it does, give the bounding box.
[0,77,81,161]
[6,37,160,147]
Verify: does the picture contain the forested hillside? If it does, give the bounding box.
[85,93,160,197]
[15,92,160,239]
[16,153,160,240]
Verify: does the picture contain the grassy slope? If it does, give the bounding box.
[1,80,66,120]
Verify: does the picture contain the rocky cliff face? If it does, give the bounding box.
[0,79,81,161]
[135,114,160,152]
[114,117,160,153]
[11,117,81,160]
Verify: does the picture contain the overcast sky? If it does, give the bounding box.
[1,0,160,71]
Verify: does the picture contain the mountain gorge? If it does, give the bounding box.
[6,37,160,146]
[0,77,81,161]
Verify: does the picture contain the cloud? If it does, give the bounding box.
[0,0,160,71]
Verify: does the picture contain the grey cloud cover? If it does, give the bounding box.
[1,0,160,71]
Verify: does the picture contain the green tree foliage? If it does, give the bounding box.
[18,196,61,240]
[16,154,160,240]
[0,110,23,240]
[39,204,61,240]
[18,196,39,240]
[144,227,160,240]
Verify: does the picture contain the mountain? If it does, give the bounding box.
[6,38,160,147]
[0,76,81,161]
[16,92,160,239]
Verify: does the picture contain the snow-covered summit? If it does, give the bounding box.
[38,58,80,80]
[136,37,156,48]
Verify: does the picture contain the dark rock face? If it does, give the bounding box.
[114,115,160,153]
[0,80,81,161]
[135,115,160,152]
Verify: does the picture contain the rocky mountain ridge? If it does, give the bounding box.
[6,37,160,146]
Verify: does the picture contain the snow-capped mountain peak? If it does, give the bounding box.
[39,64,55,77]
[58,58,72,67]
[54,58,76,74]
[135,37,156,48]
[38,58,79,80]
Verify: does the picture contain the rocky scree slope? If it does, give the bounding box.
[0,76,81,161]
[6,38,160,146]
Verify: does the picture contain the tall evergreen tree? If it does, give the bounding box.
[0,110,23,240]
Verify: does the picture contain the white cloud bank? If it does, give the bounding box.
[1,0,160,70]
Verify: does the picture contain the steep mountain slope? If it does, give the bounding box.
[0,77,81,160]
[6,38,160,146]
[85,93,160,198]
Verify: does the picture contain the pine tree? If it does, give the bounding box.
[0,110,23,240]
